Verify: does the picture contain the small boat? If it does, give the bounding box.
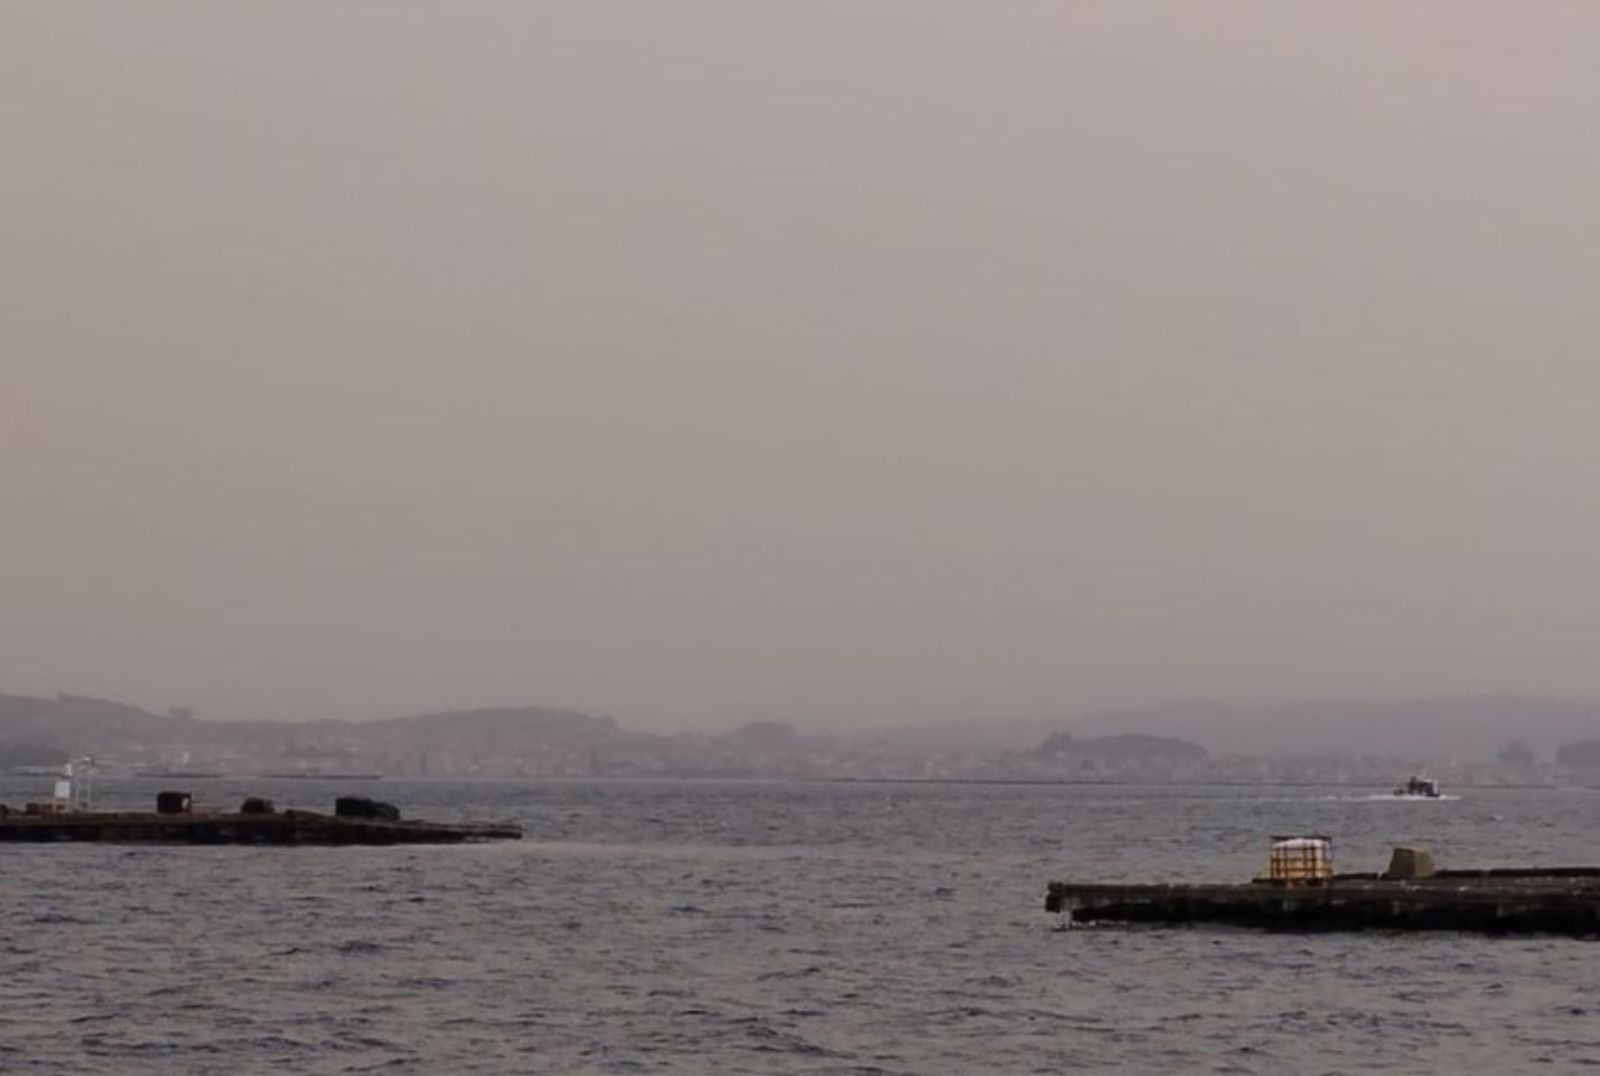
[1394,774,1441,798]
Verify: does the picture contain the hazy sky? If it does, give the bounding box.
[4,3,1599,728]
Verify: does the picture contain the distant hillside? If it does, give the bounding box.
[12,687,1600,775]
[1036,731,1207,761]
[853,716,1076,753]
[0,693,186,747]
[382,707,620,748]
[1064,694,1600,760]
[0,695,631,776]
[1556,740,1600,767]
[851,694,1600,763]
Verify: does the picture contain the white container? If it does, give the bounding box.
[1267,836,1332,883]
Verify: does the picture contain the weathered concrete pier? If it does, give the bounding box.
[1047,840,1600,935]
[0,790,522,845]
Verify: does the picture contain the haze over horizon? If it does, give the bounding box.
[5,4,1600,731]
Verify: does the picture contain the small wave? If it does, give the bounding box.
[757,965,822,981]
[1227,791,1464,803]
[335,940,386,955]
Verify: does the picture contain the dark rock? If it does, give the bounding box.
[335,796,400,821]
[1384,846,1438,880]
[156,791,192,814]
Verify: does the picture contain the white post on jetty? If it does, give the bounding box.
[75,757,94,811]
[54,757,95,812]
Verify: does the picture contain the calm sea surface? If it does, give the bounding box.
[3,777,1600,1074]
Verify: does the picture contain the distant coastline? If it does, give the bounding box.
[4,690,1600,786]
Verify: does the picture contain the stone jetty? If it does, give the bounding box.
[1047,841,1600,935]
[0,792,521,845]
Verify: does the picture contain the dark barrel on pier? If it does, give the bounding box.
[334,796,400,821]
[156,791,192,814]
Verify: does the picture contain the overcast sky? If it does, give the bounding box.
[3,3,1599,728]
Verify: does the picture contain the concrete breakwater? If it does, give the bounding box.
[0,792,522,844]
[1047,840,1600,935]
[1047,873,1600,935]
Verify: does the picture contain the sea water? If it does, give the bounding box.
[2,777,1598,1074]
